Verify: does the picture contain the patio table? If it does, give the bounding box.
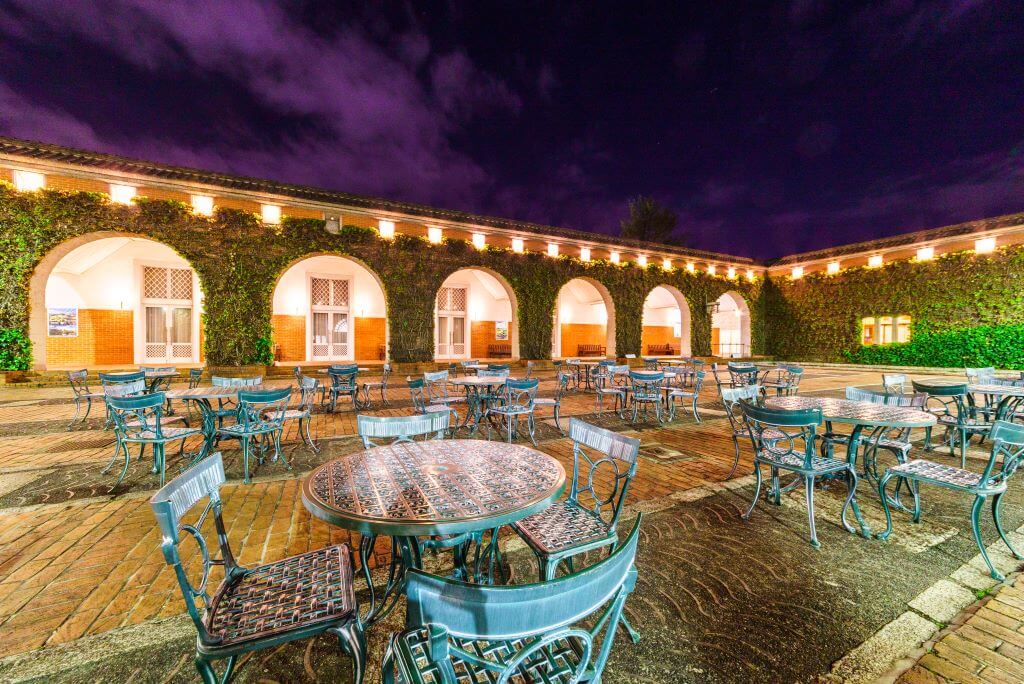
[166,384,269,459]
[566,359,605,391]
[965,383,1024,421]
[316,367,370,373]
[452,375,519,434]
[764,396,935,538]
[106,369,179,393]
[301,439,565,626]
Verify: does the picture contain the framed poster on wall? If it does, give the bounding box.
[495,320,509,341]
[47,307,79,337]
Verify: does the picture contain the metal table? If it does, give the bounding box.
[316,367,370,373]
[566,360,604,391]
[166,385,270,459]
[106,370,179,392]
[966,383,1024,421]
[765,396,935,537]
[301,439,565,625]
[452,375,518,434]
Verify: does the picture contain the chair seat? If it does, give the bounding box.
[206,545,355,647]
[392,626,584,684]
[755,449,850,473]
[534,397,559,406]
[127,415,184,428]
[488,405,534,416]
[422,404,451,414]
[937,415,991,430]
[667,388,698,399]
[362,381,386,389]
[512,501,614,555]
[278,409,310,421]
[127,425,202,441]
[432,396,466,405]
[79,392,104,400]
[888,459,982,489]
[874,437,912,452]
[596,387,626,395]
[218,421,280,436]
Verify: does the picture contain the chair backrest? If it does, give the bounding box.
[498,378,538,409]
[188,368,203,388]
[624,353,637,360]
[296,375,320,409]
[236,387,292,429]
[66,369,92,397]
[108,391,168,437]
[642,356,658,369]
[629,370,663,400]
[663,365,687,387]
[740,400,821,469]
[983,420,1024,488]
[379,364,392,384]
[404,516,642,681]
[407,377,430,412]
[912,380,971,421]
[326,368,358,390]
[727,363,758,387]
[567,418,640,530]
[691,370,706,392]
[487,363,510,372]
[423,370,451,400]
[460,360,479,368]
[329,363,358,371]
[477,369,510,380]
[211,375,262,387]
[99,371,145,385]
[523,360,534,379]
[553,369,572,398]
[966,367,997,384]
[357,413,449,448]
[149,452,235,645]
[140,366,175,373]
[882,373,908,394]
[783,367,804,391]
[845,386,887,403]
[103,378,147,398]
[720,384,760,433]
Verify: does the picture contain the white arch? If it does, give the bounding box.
[642,285,692,356]
[713,290,751,358]
[552,277,616,358]
[433,267,520,361]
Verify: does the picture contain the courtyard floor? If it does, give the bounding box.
[0,366,1022,682]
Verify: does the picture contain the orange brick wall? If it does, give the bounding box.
[45,176,109,194]
[641,325,679,354]
[46,309,133,368]
[711,328,721,355]
[355,317,386,360]
[471,320,514,358]
[560,323,606,357]
[272,315,306,362]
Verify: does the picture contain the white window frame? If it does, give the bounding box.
[135,259,200,364]
[308,272,354,361]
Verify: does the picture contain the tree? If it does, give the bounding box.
[619,196,682,245]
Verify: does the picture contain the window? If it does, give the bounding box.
[861,315,911,345]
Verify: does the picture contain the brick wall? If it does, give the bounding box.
[46,309,133,368]
[44,176,109,194]
[271,314,305,362]
[641,325,679,354]
[471,320,514,358]
[560,323,606,357]
[355,317,386,360]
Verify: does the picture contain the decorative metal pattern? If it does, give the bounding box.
[888,459,981,488]
[755,449,850,472]
[168,268,193,300]
[398,627,585,684]
[208,545,355,644]
[514,500,612,554]
[143,266,166,299]
[436,286,467,313]
[143,266,192,300]
[332,278,350,307]
[304,440,564,534]
[311,277,331,306]
[765,396,935,428]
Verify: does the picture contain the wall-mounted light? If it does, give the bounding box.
[827,261,840,274]
[12,170,44,192]
[662,258,672,271]
[791,266,804,279]
[636,254,648,267]
[746,269,756,281]
[261,203,282,225]
[378,219,396,239]
[109,183,136,205]
[324,215,340,233]
[686,262,695,273]
[191,194,214,216]
[547,243,559,257]
[707,264,716,276]
[580,247,591,262]
[511,238,524,253]
[727,266,736,279]
[975,237,996,254]
[472,232,486,249]
[867,254,883,268]
[916,246,935,261]
[610,251,620,264]
[428,226,443,244]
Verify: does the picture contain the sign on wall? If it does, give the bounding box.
[47,307,79,337]
[495,320,509,341]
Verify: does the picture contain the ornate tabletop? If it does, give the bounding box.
[968,383,1024,397]
[764,396,935,428]
[452,376,518,387]
[165,385,269,400]
[302,439,566,537]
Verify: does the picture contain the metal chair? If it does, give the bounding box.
[188,368,204,388]
[594,364,629,417]
[140,365,176,392]
[523,360,535,379]
[720,384,761,479]
[209,376,262,433]
[629,370,665,422]
[216,387,291,484]
[99,370,146,386]
[878,420,1024,580]
[966,367,997,385]
[642,356,659,370]
[66,369,103,429]
[667,369,704,423]
[150,453,365,684]
[105,392,202,487]
[740,401,858,548]
[326,368,360,412]
[882,373,908,395]
[407,378,459,433]
[357,412,449,449]
[424,370,467,413]
[726,362,758,387]
[534,369,571,434]
[458,360,480,376]
[279,377,321,453]
[912,380,991,467]
[360,364,392,407]
[382,515,642,684]
[487,363,510,372]
[484,378,539,445]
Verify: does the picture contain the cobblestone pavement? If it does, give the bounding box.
[0,365,1021,682]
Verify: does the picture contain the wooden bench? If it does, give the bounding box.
[488,343,512,357]
[646,343,677,355]
[577,343,606,357]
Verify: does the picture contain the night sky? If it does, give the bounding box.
[1,1,1022,260]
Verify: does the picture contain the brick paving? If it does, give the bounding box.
[0,364,1020,682]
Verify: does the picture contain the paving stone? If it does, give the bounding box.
[828,611,938,683]
[910,580,978,624]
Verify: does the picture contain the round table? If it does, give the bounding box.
[967,384,1024,421]
[302,439,566,625]
[452,376,517,433]
[566,360,604,390]
[166,385,270,460]
[764,396,935,537]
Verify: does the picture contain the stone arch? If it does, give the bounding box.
[642,284,692,356]
[713,290,752,358]
[433,266,520,361]
[552,276,616,358]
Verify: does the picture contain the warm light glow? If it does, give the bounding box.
[12,170,44,192]
[547,243,559,257]
[707,264,716,275]
[827,261,840,274]
[662,258,672,270]
[727,266,736,279]
[746,269,755,281]
[916,246,935,261]
[686,262,695,272]
[378,219,396,239]
[609,251,620,264]
[472,232,486,249]
[867,254,883,268]
[261,204,281,224]
[734,309,743,317]
[580,247,591,262]
[191,194,214,216]
[792,266,804,279]
[109,183,136,205]
[636,255,648,267]
[975,237,996,254]
[428,226,443,243]
[512,238,524,253]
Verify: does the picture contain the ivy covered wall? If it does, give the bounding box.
[0,185,764,369]
[765,244,1024,367]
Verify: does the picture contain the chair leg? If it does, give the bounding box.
[273,430,290,470]
[992,492,1023,560]
[726,436,741,480]
[301,416,320,453]
[838,468,858,535]
[770,467,781,505]
[241,436,251,484]
[972,495,1002,580]
[155,443,166,487]
[923,425,933,451]
[960,428,967,468]
[805,476,820,549]
[875,471,896,540]
[742,463,762,520]
[67,398,82,430]
[692,397,700,423]
[540,555,557,582]
[194,657,217,684]
[335,620,366,684]
[553,404,563,434]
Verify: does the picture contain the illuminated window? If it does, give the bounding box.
[861,317,876,345]
[862,315,913,345]
[746,269,755,281]
[975,237,996,254]
[580,247,591,262]
[707,264,716,275]
[109,184,136,204]
[727,266,736,279]
[609,251,620,264]
[428,226,443,243]
[916,246,934,261]
[471,232,486,249]
[791,266,804,279]
[547,243,559,257]
[636,254,647,267]
[896,315,912,342]
[662,258,672,270]
[686,262,695,272]
[827,261,840,274]
[878,316,894,344]
[867,254,883,268]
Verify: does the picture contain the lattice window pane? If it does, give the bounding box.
[169,268,193,300]
[437,287,450,310]
[332,279,349,307]
[450,287,467,313]
[143,267,168,299]
[311,278,331,306]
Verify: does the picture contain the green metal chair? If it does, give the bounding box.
[484,378,539,445]
[878,420,1024,580]
[487,363,510,372]
[382,515,642,684]
[150,453,365,684]
[667,369,705,423]
[66,369,103,429]
[216,387,291,484]
[628,370,665,422]
[594,364,629,417]
[912,380,990,467]
[209,376,262,434]
[279,377,321,453]
[882,373,908,395]
[360,363,392,407]
[357,412,449,449]
[188,368,204,388]
[534,369,571,434]
[720,384,762,479]
[326,367,360,412]
[105,392,202,487]
[740,401,859,548]
[424,370,467,414]
[726,362,758,387]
